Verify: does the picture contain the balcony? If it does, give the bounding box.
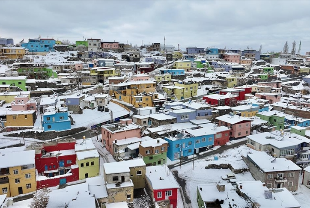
[275,177,287,183]
[0,168,9,176]
[0,177,9,184]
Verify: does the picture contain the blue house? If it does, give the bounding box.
[160,69,185,75]
[206,48,219,55]
[21,38,56,52]
[182,102,212,117]
[183,54,195,62]
[42,110,71,132]
[242,49,260,60]
[165,127,215,161]
[186,47,204,54]
[169,109,196,123]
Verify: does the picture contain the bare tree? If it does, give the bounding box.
[29,188,50,208]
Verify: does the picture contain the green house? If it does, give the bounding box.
[262,67,274,75]
[259,74,269,80]
[0,76,27,91]
[256,111,285,130]
[76,41,88,47]
[139,138,168,166]
[290,126,307,136]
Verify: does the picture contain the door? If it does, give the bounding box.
[45,165,48,171]
[59,178,66,185]
[121,176,125,183]
[59,169,65,175]
[18,187,23,194]
[85,173,88,178]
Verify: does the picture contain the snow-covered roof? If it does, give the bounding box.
[106,202,128,208]
[216,114,252,124]
[198,183,247,207]
[146,166,179,190]
[171,109,196,114]
[149,113,176,120]
[86,176,108,199]
[104,158,145,174]
[248,131,309,149]
[247,151,301,172]
[0,150,35,168]
[76,149,99,160]
[236,181,300,208]
[75,138,96,151]
[140,138,168,148]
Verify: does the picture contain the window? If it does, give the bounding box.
[81,163,84,168]
[15,178,20,184]
[13,169,18,174]
[277,173,283,179]
[67,160,72,164]
[216,133,222,138]
[238,132,241,136]
[13,115,16,120]
[2,188,7,194]
[113,176,118,181]
[288,182,293,186]
[86,162,89,167]
[48,125,51,129]
[161,147,165,151]
[18,82,22,85]
[288,172,294,178]
[165,190,172,196]
[188,149,192,153]
[2,82,5,85]
[195,139,200,144]
[137,170,142,175]
[25,173,31,178]
[188,141,192,145]
[209,137,212,142]
[176,144,180,148]
[26,183,31,189]
[60,116,64,120]
[47,117,50,121]
[201,138,206,142]
[246,131,248,134]
[91,161,94,166]
[127,194,131,199]
[155,149,159,154]
[24,115,28,119]
[267,174,273,179]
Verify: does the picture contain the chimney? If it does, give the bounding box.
[157,139,160,143]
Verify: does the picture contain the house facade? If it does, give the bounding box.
[216,114,251,139]
[139,138,168,166]
[42,108,71,132]
[0,150,36,197]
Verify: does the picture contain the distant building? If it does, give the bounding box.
[186,47,204,54]
[21,38,56,53]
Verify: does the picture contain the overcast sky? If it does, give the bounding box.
[1,0,310,54]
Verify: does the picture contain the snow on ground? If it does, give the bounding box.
[293,175,310,208]
[71,102,129,128]
[10,198,33,208]
[173,145,255,208]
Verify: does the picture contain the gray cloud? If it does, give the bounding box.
[1,0,310,53]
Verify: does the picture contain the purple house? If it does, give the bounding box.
[65,95,84,113]
[169,109,196,123]
[186,47,205,54]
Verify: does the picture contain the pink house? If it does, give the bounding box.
[258,81,282,89]
[101,120,141,154]
[74,63,83,71]
[216,114,251,139]
[223,53,241,64]
[131,74,150,81]
[255,93,281,104]
[11,95,37,111]
[101,42,119,51]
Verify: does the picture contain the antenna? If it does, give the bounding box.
[298,41,301,55]
[291,41,296,55]
[283,41,289,54]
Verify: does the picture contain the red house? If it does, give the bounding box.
[203,93,238,106]
[219,88,246,101]
[34,138,79,189]
[146,166,179,208]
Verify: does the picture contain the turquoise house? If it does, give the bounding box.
[42,110,71,132]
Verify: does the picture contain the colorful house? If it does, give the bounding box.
[290,126,307,136]
[0,150,36,197]
[155,73,171,82]
[139,138,168,166]
[169,109,196,123]
[226,76,237,88]
[174,60,191,71]
[146,166,179,208]
[160,69,185,75]
[21,38,56,53]
[5,110,36,128]
[223,53,241,64]
[34,138,79,189]
[75,138,100,180]
[165,127,215,161]
[76,41,88,48]
[231,105,259,117]
[216,114,251,139]
[101,121,141,155]
[42,107,71,132]
[11,95,36,111]
[0,76,27,91]
[0,47,26,59]
[256,110,285,130]
[0,91,30,103]
[255,93,281,104]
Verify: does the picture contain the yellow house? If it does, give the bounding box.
[5,110,36,127]
[0,47,26,59]
[75,138,100,180]
[0,92,31,103]
[110,81,157,108]
[173,51,183,60]
[174,81,198,99]
[155,74,171,82]
[55,40,62,45]
[90,67,120,83]
[174,60,191,71]
[0,150,36,197]
[231,105,259,117]
[226,76,238,88]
